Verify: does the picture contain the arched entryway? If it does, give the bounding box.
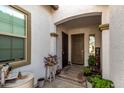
[56,12,102,69]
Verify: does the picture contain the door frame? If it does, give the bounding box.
[71,33,85,65]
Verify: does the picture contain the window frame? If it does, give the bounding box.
[0,5,31,68]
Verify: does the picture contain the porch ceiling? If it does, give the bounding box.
[63,15,101,28]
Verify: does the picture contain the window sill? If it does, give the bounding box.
[0,60,30,69]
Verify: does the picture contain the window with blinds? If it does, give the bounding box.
[0,6,26,63]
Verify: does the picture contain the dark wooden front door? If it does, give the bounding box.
[62,32,68,68]
[71,34,84,65]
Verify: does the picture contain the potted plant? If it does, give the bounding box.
[37,78,45,87]
[88,55,101,74]
[88,55,96,67]
[82,66,92,76]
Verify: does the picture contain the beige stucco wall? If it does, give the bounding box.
[53,5,109,24]
[101,6,110,80]
[110,5,124,87]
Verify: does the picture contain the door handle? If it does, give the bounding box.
[81,50,84,53]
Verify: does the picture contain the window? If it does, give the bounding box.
[89,34,95,55]
[0,5,31,68]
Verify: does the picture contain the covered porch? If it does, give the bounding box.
[56,13,102,69]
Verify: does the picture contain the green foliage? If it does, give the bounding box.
[88,55,96,67]
[92,74,102,79]
[83,66,92,76]
[87,74,102,83]
[87,75,114,88]
[93,79,114,88]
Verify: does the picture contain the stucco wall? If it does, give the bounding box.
[53,5,108,24]
[110,5,124,87]
[11,5,54,85]
[101,6,110,80]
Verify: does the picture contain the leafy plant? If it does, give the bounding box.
[87,75,114,88]
[88,55,96,67]
[93,79,114,88]
[83,66,92,76]
[87,74,102,83]
[92,74,102,79]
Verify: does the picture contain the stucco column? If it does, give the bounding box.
[50,37,56,55]
[50,25,57,55]
[101,8,110,79]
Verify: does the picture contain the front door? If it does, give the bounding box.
[62,32,68,68]
[71,34,84,65]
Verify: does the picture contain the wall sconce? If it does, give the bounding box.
[99,24,109,31]
[50,32,58,37]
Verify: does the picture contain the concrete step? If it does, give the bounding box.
[58,74,83,83]
[58,75,86,87]
[56,76,85,87]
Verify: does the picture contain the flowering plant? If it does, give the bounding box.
[44,54,58,66]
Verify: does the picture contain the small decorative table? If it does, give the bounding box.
[45,63,57,82]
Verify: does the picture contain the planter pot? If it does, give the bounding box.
[86,81,92,88]
[37,78,45,88]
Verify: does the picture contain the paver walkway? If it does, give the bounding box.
[43,64,86,88]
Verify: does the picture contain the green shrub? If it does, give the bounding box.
[93,79,114,88]
[87,74,102,83]
[83,66,92,76]
[88,55,96,67]
[92,74,102,79]
[87,75,114,88]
